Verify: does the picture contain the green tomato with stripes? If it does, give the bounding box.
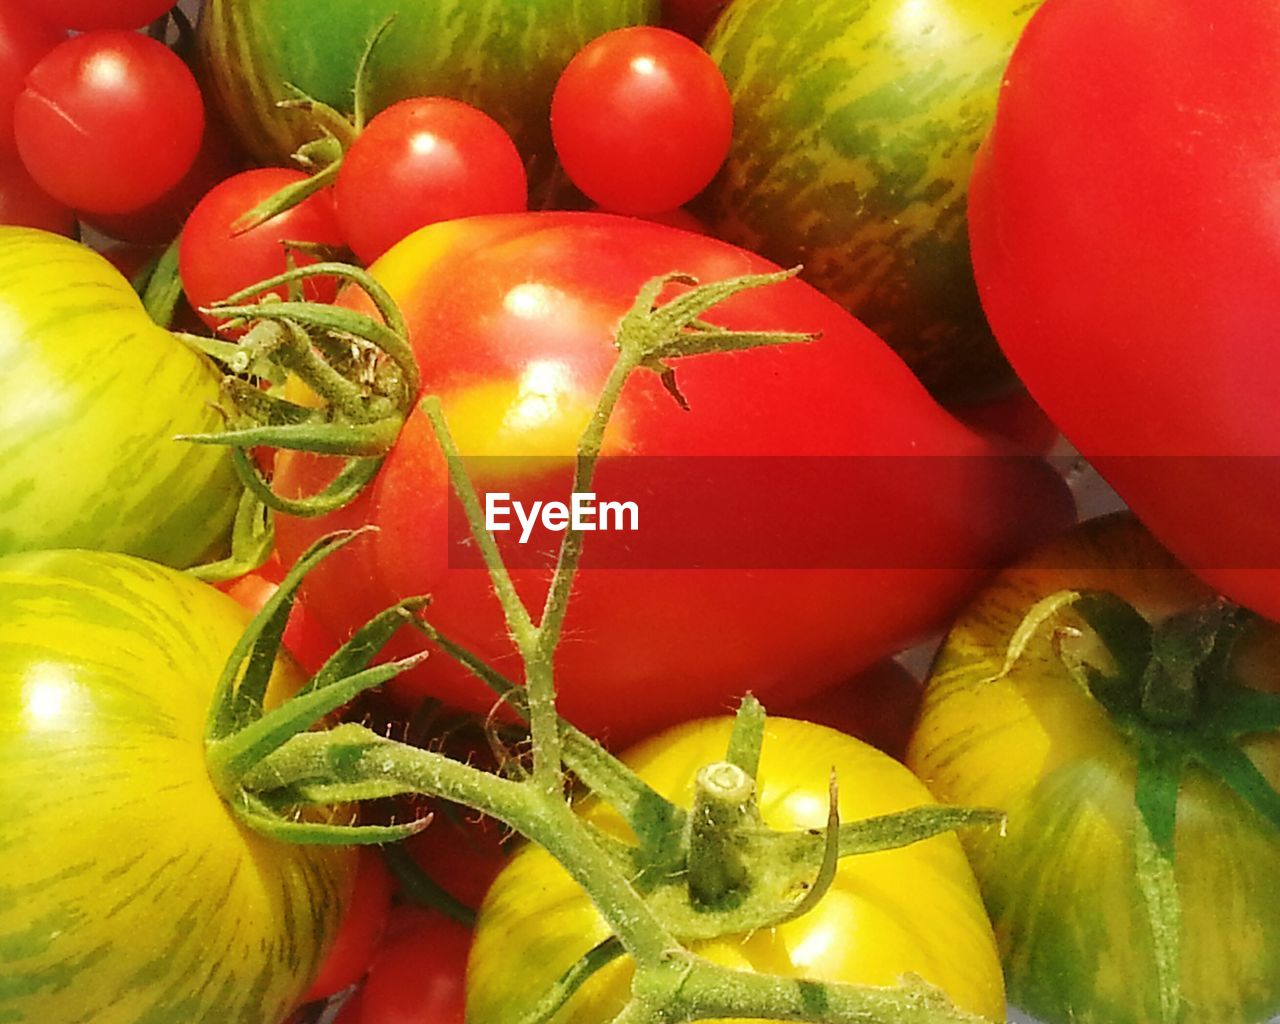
[703,0,1042,401]
[908,514,1280,1024]
[0,548,355,1024]
[0,227,240,567]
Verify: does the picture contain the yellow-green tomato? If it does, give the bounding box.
[909,513,1280,1024]
[0,228,239,567]
[467,716,1005,1022]
[0,549,355,1024]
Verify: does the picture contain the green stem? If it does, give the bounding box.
[537,348,640,659]
[664,956,988,1024]
[419,397,537,648]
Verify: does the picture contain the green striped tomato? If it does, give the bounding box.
[0,549,355,1024]
[0,227,240,567]
[908,514,1280,1024]
[197,0,656,180]
[702,0,1042,400]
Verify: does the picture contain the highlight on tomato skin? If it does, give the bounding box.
[359,907,472,1024]
[551,27,734,215]
[335,97,528,265]
[13,30,205,214]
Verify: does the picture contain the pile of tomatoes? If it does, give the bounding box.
[2,1,1279,1023]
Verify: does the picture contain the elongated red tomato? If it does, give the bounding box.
[275,212,1072,744]
[968,0,1280,619]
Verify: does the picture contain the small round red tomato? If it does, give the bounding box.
[15,0,176,31]
[274,211,1071,745]
[302,848,394,1003]
[359,908,471,1024]
[179,167,344,331]
[14,31,204,214]
[551,27,732,214]
[0,4,63,156]
[770,658,922,761]
[0,153,73,233]
[335,97,527,265]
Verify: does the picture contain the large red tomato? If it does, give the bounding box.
[275,212,1071,744]
[968,0,1280,620]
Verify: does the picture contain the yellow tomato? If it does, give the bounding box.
[468,716,1005,1023]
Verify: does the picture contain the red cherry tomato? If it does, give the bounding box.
[402,809,509,912]
[551,27,732,215]
[14,31,203,214]
[84,113,244,245]
[16,0,176,32]
[335,97,527,265]
[302,848,394,1003]
[769,659,922,761]
[358,908,471,1024]
[179,167,344,331]
[0,4,63,156]
[0,153,73,233]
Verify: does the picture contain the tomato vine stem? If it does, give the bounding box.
[207,269,999,1024]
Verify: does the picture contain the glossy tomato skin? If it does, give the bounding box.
[14,30,204,214]
[550,27,733,215]
[275,212,1072,744]
[0,549,356,1023]
[968,0,1280,619]
[908,514,1280,1024]
[335,97,527,264]
[467,716,1005,1022]
[0,227,240,567]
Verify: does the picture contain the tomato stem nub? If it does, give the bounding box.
[687,761,759,907]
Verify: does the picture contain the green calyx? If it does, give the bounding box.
[199,268,998,1024]
[178,260,419,519]
[1005,587,1280,1024]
